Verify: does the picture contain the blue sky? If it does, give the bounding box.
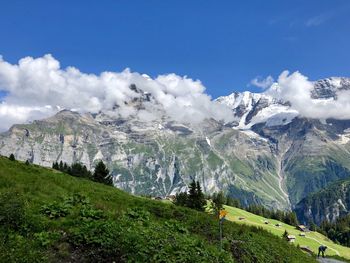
[0,0,349,98]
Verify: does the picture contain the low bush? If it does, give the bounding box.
[0,190,25,231]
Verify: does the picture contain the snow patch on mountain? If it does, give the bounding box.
[239,129,268,142]
[206,137,211,146]
[336,134,350,145]
[217,90,297,130]
[254,106,298,127]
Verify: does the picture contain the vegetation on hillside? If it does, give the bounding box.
[285,156,350,205]
[52,160,92,179]
[319,215,350,247]
[174,180,206,211]
[294,178,350,247]
[210,191,226,218]
[295,178,350,223]
[207,191,299,227]
[0,156,316,262]
[225,205,350,260]
[52,159,112,185]
[245,204,299,226]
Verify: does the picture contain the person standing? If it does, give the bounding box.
[318,245,327,258]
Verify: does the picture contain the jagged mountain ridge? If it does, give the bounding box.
[1,77,350,210]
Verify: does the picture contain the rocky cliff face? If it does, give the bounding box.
[1,77,350,211]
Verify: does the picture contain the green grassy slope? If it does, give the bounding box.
[225,206,350,259]
[0,156,316,263]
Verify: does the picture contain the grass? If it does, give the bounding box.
[224,205,350,259]
[0,156,317,262]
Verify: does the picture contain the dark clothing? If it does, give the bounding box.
[318,246,327,258]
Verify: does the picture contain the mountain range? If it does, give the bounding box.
[1,77,350,213]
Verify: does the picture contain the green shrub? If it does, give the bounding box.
[71,220,120,248]
[164,220,189,234]
[63,193,90,206]
[34,231,62,248]
[126,207,150,222]
[80,205,105,220]
[0,232,47,263]
[40,201,71,219]
[0,190,25,231]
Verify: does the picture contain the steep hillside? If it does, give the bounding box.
[295,179,350,225]
[0,156,315,263]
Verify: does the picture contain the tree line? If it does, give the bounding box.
[173,184,242,218]
[245,204,299,226]
[52,160,112,186]
[6,153,112,186]
[206,193,299,226]
[317,215,350,247]
[173,182,299,227]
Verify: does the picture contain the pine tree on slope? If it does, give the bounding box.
[93,160,112,186]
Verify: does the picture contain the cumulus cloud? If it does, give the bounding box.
[0,103,58,132]
[250,75,274,89]
[2,54,349,132]
[0,54,234,131]
[266,71,350,120]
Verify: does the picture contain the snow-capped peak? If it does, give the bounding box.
[217,88,297,129]
[217,77,350,130]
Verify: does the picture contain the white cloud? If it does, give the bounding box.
[250,75,274,89]
[1,54,349,132]
[0,103,58,131]
[266,71,350,120]
[0,54,234,131]
[306,13,332,27]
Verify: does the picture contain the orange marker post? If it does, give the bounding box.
[219,209,227,250]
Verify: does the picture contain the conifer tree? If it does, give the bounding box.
[212,191,225,218]
[196,181,206,211]
[9,153,15,161]
[63,162,68,173]
[187,180,198,209]
[93,160,112,185]
[284,211,299,226]
[59,160,64,171]
[52,162,59,170]
[309,219,317,231]
[173,180,206,211]
[187,180,205,211]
